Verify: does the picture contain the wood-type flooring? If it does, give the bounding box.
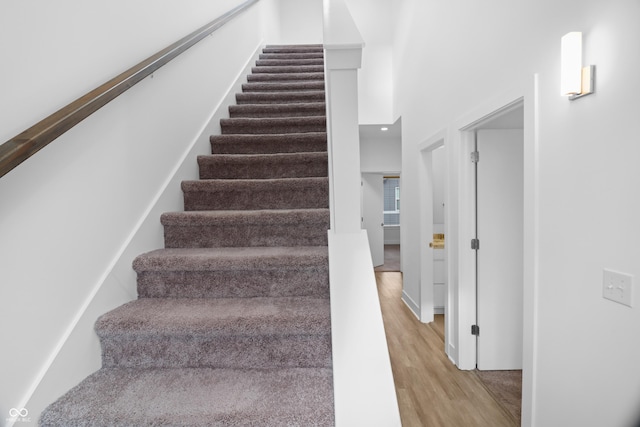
[376,272,519,427]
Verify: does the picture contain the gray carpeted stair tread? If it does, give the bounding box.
[247,72,325,82]
[133,246,329,272]
[252,65,325,74]
[264,44,324,53]
[242,81,325,92]
[96,297,332,369]
[256,58,324,67]
[161,209,329,248]
[182,177,329,211]
[134,246,330,299]
[259,52,324,60]
[236,90,325,104]
[210,132,327,154]
[40,367,334,427]
[161,208,330,226]
[198,151,328,179]
[221,116,326,134]
[229,102,326,118]
[96,296,331,337]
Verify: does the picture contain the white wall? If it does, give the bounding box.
[360,135,401,173]
[277,0,324,44]
[344,0,395,124]
[393,0,640,426]
[0,0,279,423]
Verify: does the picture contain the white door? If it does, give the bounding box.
[476,129,524,370]
[362,173,384,267]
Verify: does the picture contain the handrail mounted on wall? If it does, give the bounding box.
[0,0,259,179]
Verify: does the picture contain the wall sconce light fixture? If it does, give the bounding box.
[561,32,595,100]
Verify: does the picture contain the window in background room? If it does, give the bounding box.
[383,177,400,225]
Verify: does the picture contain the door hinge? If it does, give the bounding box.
[470,151,479,163]
[471,238,480,250]
[471,325,480,336]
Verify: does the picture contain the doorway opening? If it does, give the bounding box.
[377,176,401,272]
[417,132,447,333]
[362,173,402,271]
[460,100,525,423]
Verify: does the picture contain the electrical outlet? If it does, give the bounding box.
[603,269,633,307]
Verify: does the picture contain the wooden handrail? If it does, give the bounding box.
[0,0,259,179]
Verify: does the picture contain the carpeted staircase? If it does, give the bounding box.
[40,44,334,426]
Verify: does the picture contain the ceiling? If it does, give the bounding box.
[358,106,523,141]
[359,119,402,140]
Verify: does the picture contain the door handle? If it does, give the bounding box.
[430,234,445,249]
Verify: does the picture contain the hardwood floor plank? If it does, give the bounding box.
[375,272,518,427]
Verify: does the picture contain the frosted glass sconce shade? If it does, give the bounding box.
[561,32,595,100]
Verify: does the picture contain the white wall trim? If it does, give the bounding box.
[520,74,540,427]
[417,129,448,338]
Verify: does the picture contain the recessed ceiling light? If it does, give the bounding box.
[381,127,389,131]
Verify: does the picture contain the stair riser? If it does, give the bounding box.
[259,53,324,60]
[263,48,323,54]
[100,334,332,369]
[247,72,324,83]
[221,118,326,135]
[183,181,329,211]
[236,92,325,105]
[252,65,324,74]
[256,59,324,67]
[198,155,328,179]
[164,223,328,248]
[242,82,325,92]
[137,268,330,299]
[210,134,327,154]
[229,105,326,119]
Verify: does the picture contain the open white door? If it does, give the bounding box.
[476,129,524,370]
[361,173,384,267]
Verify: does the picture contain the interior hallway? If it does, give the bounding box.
[374,244,401,272]
[375,271,519,427]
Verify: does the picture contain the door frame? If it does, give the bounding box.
[450,79,539,427]
[456,97,525,369]
[418,131,449,337]
[361,173,385,267]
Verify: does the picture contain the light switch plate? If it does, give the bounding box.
[603,269,633,307]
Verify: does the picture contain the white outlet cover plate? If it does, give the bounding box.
[603,269,633,307]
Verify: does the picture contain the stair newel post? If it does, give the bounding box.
[323,0,365,234]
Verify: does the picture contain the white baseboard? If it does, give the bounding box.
[401,290,420,319]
